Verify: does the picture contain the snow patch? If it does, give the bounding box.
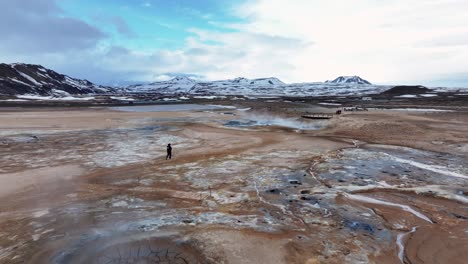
[207,104,236,109]
[395,94,418,98]
[32,209,49,218]
[17,71,42,86]
[10,78,32,87]
[397,227,418,263]
[0,99,28,102]
[17,95,95,101]
[389,108,453,112]
[110,96,134,101]
[344,193,433,223]
[389,155,468,179]
[193,96,220,99]
[319,102,342,106]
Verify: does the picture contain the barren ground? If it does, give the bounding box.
[0,102,467,263]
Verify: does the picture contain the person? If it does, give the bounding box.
[166,144,172,160]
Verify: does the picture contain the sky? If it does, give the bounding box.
[1,0,468,87]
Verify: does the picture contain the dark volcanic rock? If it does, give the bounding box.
[381,85,431,96]
[0,63,113,96]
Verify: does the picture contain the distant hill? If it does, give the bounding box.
[0,63,113,96]
[380,85,431,95]
[326,76,371,85]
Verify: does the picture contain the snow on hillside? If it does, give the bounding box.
[125,76,197,94]
[0,63,113,96]
[0,65,392,98]
[122,76,388,96]
[326,76,372,85]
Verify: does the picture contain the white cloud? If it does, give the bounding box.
[2,0,468,86]
[229,0,468,84]
[116,0,468,85]
[0,0,105,53]
[62,29,311,83]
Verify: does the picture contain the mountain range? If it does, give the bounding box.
[0,63,386,97]
[121,75,381,96]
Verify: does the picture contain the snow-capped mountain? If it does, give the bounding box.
[240,77,284,86]
[170,76,197,83]
[326,76,371,85]
[125,76,197,94]
[0,63,113,96]
[122,76,285,94]
[122,76,388,96]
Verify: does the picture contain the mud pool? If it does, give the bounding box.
[0,105,467,263]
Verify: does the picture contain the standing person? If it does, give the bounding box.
[166,143,172,160]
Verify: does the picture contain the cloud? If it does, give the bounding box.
[98,0,468,85]
[89,30,311,82]
[142,2,152,8]
[1,0,468,87]
[178,30,311,81]
[32,28,311,84]
[230,0,468,84]
[92,15,136,37]
[112,17,135,37]
[0,0,106,54]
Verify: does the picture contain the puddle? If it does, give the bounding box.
[223,117,327,130]
[223,120,258,127]
[343,219,375,233]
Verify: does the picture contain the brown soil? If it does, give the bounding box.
[0,103,466,264]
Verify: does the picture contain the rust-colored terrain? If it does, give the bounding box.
[0,102,467,263]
